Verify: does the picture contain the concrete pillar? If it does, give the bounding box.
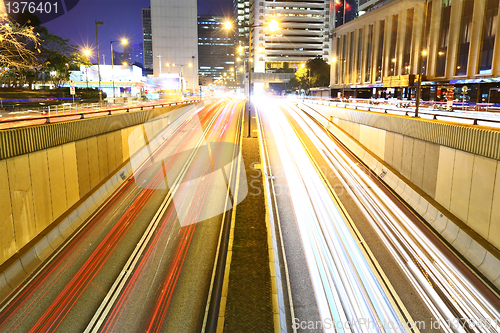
[492,2,500,76]
[397,9,407,76]
[467,0,485,77]
[331,37,338,86]
[446,0,462,78]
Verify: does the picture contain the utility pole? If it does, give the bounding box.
[95,20,104,102]
[192,55,196,96]
[415,0,428,118]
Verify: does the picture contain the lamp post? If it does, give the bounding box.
[227,20,279,138]
[191,55,196,96]
[111,39,128,101]
[95,20,103,101]
[83,48,91,88]
[415,0,429,118]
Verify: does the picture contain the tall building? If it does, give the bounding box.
[198,16,235,80]
[142,8,153,70]
[150,0,198,91]
[117,43,144,67]
[250,0,332,73]
[330,0,500,103]
[332,0,359,27]
[234,0,250,50]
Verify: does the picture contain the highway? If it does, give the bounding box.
[256,98,500,332]
[1,96,499,332]
[0,98,244,332]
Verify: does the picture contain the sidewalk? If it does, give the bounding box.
[222,105,274,332]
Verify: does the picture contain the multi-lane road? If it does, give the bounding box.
[0,99,244,332]
[1,97,499,332]
[257,98,500,332]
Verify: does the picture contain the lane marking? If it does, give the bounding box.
[201,100,244,333]
[214,101,245,333]
[255,105,292,333]
[85,103,226,332]
[282,103,418,333]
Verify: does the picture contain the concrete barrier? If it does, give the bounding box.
[301,102,500,290]
[0,103,196,302]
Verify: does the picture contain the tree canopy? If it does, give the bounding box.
[289,57,330,91]
[0,13,40,74]
[1,13,90,88]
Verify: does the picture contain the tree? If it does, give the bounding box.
[307,57,330,88]
[0,13,40,76]
[37,27,90,87]
[289,57,330,92]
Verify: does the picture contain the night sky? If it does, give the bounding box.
[41,0,233,64]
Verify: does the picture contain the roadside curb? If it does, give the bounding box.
[255,107,287,333]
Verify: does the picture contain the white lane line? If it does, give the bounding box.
[85,104,225,333]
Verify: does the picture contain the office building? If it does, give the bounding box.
[198,16,235,80]
[142,8,153,70]
[333,0,359,27]
[330,0,500,103]
[250,0,332,73]
[150,0,198,91]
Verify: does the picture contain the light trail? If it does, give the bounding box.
[90,100,243,332]
[286,101,500,333]
[259,99,415,333]
[0,100,230,332]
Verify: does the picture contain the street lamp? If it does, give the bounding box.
[83,48,91,88]
[225,19,279,138]
[111,38,128,101]
[95,20,103,101]
[191,55,196,96]
[415,0,429,118]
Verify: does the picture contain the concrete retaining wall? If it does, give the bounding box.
[302,102,500,289]
[0,104,192,268]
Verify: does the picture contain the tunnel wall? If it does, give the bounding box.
[307,103,500,251]
[0,104,192,267]
[303,102,500,288]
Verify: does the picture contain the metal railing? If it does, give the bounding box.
[303,97,500,128]
[0,98,202,129]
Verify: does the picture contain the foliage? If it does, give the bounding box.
[289,57,331,91]
[0,13,90,89]
[37,27,91,87]
[0,13,40,74]
[307,57,330,88]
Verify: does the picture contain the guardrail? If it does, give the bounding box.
[303,97,500,128]
[0,99,202,129]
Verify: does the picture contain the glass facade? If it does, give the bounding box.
[348,32,355,83]
[435,0,452,77]
[357,28,363,83]
[389,15,398,75]
[365,24,373,82]
[142,8,153,70]
[478,0,498,74]
[403,8,413,74]
[376,20,384,81]
[456,0,474,76]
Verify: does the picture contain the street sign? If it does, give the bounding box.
[70,87,76,95]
